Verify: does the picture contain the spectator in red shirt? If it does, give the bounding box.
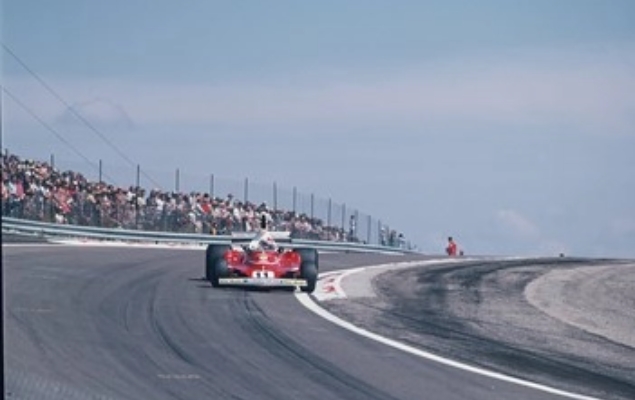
[446,236,458,256]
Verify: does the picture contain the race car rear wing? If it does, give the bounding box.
[229,231,293,245]
[230,215,294,246]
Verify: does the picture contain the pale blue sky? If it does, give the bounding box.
[3,1,635,256]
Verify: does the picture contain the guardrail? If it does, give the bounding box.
[2,217,415,254]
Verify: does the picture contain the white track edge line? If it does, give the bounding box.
[295,268,601,400]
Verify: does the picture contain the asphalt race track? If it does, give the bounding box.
[3,245,632,399]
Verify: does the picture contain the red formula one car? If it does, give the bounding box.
[204,231,319,293]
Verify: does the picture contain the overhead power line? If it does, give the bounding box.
[2,43,162,189]
[2,86,117,184]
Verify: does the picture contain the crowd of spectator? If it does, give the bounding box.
[1,152,409,247]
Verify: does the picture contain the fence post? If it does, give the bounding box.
[378,219,382,245]
[135,164,141,228]
[175,168,180,192]
[341,203,346,230]
[244,177,249,203]
[354,210,359,240]
[327,198,332,227]
[49,154,55,222]
[98,159,103,184]
[210,174,214,198]
[310,193,314,220]
[293,187,297,213]
[367,215,372,244]
[273,181,278,211]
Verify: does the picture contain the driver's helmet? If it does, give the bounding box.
[260,233,277,251]
[248,241,260,252]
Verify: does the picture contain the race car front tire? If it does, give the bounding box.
[295,248,318,265]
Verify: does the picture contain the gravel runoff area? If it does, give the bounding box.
[526,263,635,350]
[320,257,635,400]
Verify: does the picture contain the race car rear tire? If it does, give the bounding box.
[300,262,318,293]
[295,248,318,265]
[206,244,230,287]
[211,259,230,288]
[295,248,318,293]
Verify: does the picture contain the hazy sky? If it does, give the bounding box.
[3,1,635,257]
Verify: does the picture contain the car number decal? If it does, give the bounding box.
[252,271,275,279]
